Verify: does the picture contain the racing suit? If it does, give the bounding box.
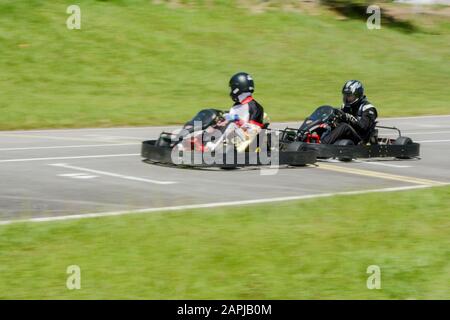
[209,92,265,152]
[322,97,378,145]
[227,93,264,127]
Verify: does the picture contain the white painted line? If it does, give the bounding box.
[74,175,98,179]
[1,115,448,135]
[318,159,341,163]
[58,173,99,179]
[411,124,450,129]
[353,160,412,168]
[379,114,450,120]
[319,159,412,168]
[84,134,144,140]
[0,153,140,163]
[0,194,141,208]
[0,125,177,134]
[1,184,448,226]
[416,139,450,143]
[0,143,139,151]
[59,173,86,177]
[403,131,450,135]
[0,133,122,143]
[50,163,177,185]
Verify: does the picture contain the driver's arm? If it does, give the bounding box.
[352,105,378,132]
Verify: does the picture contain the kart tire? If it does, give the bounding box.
[394,136,413,145]
[156,135,172,148]
[334,139,354,162]
[394,136,413,159]
[283,141,307,152]
[334,139,355,146]
[220,167,238,170]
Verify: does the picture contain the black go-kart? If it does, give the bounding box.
[141,109,317,168]
[279,105,420,162]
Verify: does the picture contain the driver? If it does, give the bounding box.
[207,72,265,151]
[322,80,378,145]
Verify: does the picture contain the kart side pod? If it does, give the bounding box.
[300,137,420,161]
[141,138,317,168]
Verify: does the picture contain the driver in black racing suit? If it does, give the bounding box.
[322,80,378,145]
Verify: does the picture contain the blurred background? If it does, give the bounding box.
[0,0,448,130]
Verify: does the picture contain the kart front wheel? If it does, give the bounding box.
[334,139,354,162]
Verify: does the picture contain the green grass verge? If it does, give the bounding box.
[0,186,449,299]
[0,1,449,130]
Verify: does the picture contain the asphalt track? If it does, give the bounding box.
[0,115,449,224]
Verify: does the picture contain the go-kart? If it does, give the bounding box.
[279,105,420,161]
[141,109,317,168]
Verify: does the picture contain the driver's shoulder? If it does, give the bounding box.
[361,101,378,120]
[361,100,377,112]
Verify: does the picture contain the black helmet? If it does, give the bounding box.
[342,80,364,106]
[229,72,254,102]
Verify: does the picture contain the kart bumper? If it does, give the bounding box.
[141,140,317,168]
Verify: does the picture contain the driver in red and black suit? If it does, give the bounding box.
[223,72,264,128]
[206,72,265,151]
[322,80,378,145]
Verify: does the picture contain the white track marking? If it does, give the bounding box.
[353,160,412,168]
[319,159,412,168]
[0,184,446,225]
[0,125,177,134]
[318,159,341,163]
[59,173,90,177]
[84,134,144,141]
[0,115,448,134]
[403,131,450,135]
[0,133,125,143]
[50,163,177,185]
[0,195,142,208]
[356,162,412,168]
[411,124,450,129]
[0,153,140,163]
[379,115,450,120]
[58,173,99,179]
[0,143,139,151]
[416,139,450,143]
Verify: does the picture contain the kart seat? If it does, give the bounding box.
[365,121,379,145]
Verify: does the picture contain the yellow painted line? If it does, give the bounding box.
[317,163,446,186]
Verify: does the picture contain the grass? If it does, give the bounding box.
[0,1,449,130]
[0,185,449,299]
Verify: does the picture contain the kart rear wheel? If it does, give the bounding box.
[394,136,413,159]
[334,139,354,162]
[394,136,413,145]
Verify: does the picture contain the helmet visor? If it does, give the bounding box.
[343,93,357,104]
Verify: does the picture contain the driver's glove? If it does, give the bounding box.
[335,109,346,122]
[224,113,240,122]
[344,113,358,124]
